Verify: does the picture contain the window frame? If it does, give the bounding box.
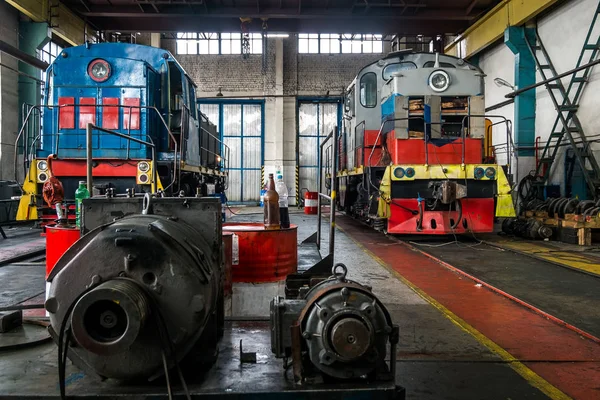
[298,33,383,54]
[175,32,263,55]
[359,72,377,108]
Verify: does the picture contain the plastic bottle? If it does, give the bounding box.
[263,174,280,230]
[75,181,90,228]
[275,173,290,229]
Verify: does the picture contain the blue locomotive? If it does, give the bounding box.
[16,42,227,221]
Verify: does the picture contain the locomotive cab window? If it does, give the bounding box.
[422,61,456,68]
[345,86,355,117]
[360,72,377,108]
[382,62,417,80]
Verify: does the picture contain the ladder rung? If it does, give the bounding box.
[573,77,588,83]
[567,127,580,132]
[550,132,563,138]
[559,105,579,112]
[539,158,554,164]
[548,84,561,89]
[583,44,599,50]
[540,65,552,69]
[532,45,542,51]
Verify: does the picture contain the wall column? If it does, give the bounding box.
[18,22,50,120]
[505,26,537,183]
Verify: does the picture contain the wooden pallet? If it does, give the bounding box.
[520,213,600,245]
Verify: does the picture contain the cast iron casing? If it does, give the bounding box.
[46,196,223,380]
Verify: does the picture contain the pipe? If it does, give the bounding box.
[0,40,49,70]
[86,123,93,196]
[505,57,600,99]
[329,126,338,257]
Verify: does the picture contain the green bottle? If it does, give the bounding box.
[75,181,90,228]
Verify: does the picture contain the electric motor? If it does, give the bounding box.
[46,197,223,380]
[271,264,397,381]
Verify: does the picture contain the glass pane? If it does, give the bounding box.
[243,105,262,136]
[231,39,241,54]
[187,40,197,54]
[360,72,377,107]
[243,137,261,168]
[222,40,231,54]
[382,62,418,79]
[299,103,318,136]
[177,41,187,55]
[199,40,208,54]
[209,39,219,54]
[299,137,318,167]
[330,37,340,53]
[299,33,309,38]
[223,104,242,136]
[299,167,318,193]
[299,38,308,53]
[252,38,262,54]
[352,39,361,53]
[341,39,351,53]
[308,38,318,53]
[222,33,231,39]
[242,169,261,202]
[227,169,242,202]
[363,40,372,53]
[224,137,241,169]
[373,40,383,53]
[320,36,330,53]
[199,103,220,132]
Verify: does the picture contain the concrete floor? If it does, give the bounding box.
[229,208,550,399]
[0,210,566,399]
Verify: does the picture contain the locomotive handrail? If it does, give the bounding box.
[460,115,514,176]
[315,126,338,256]
[85,123,157,196]
[14,104,178,193]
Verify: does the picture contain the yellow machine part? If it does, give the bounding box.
[484,118,493,159]
[17,160,165,221]
[377,164,516,219]
[16,163,38,221]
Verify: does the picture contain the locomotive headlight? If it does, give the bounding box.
[88,59,111,82]
[394,167,405,179]
[428,70,450,92]
[485,167,496,179]
[138,161,150,173]
[474,167,485,179]
[405,167,415,178]
[37,160,48,171]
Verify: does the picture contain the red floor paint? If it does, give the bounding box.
[337,217,600,400]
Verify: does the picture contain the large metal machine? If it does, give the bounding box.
[271,264,397,383]
[16,42,229,222]
[45,196,224,381]
[337,51,516,234]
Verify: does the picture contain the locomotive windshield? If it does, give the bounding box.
[382,62,417,80]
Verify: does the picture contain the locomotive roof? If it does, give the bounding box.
[55,42,196,87]
[347,50,481,90]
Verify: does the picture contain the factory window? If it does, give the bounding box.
[298,33,383,54]
[176,32,262,55]
[360,72,377,108]
[38,41,63,98]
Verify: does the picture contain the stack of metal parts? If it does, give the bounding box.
[522,197,600,219]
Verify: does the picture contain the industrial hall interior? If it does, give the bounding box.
[1,0,600,399]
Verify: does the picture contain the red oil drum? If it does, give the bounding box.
[222,232,233,297]
[223,223,297,283]
[304,192,318,215]
[45,224,80,279]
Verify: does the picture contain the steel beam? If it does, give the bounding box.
[505,26,536,157]
[445,0,561,59]
[0,40,48,71]
[82,16,465,34]
[6,0,86,46]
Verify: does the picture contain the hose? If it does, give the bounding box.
[450,199,463,230]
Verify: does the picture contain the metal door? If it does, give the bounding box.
[298,101,340,194]
[198,101,264,203]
